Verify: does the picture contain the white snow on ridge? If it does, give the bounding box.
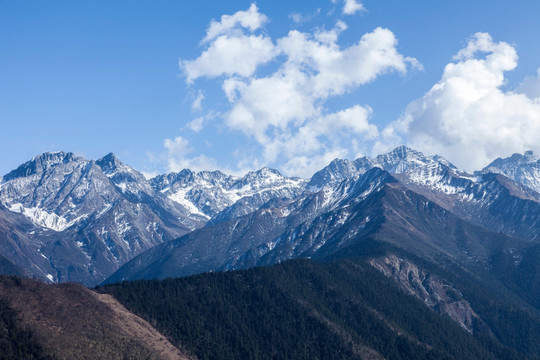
[8,203,68,231]
[169,188,211,219]
[6,203,87,232]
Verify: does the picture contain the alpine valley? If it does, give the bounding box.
[3,146,540,359]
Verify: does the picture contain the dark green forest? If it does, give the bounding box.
[101,256,540,360]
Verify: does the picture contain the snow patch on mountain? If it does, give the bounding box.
[168,188,210,219]
[6,203,85,231]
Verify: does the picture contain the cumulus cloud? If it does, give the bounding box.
[203,3,268,43]
[343,0,365,15]
[181,34,276,83]
[175,4,418,177]
[180,4,276,84]
[383,32,540,171]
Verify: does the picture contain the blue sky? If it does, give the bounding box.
[2,1,540,178]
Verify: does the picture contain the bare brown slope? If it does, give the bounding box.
[0,276,192,360]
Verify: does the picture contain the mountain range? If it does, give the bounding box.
[0,151,305,285]
[105,146,540,286]
[3,145,540,358]
[1,146,540,287]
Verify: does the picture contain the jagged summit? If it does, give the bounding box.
[151,165,306,221]
[96,152,124,173]
[479,150,540,193]
[308,146,457,189]
[485,150,539,169]
[233,167,286,189]
[3,151,82,181]
[375,146,457,173]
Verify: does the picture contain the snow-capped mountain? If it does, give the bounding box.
[478,150,540,194]
[3,146,540,287]
[308,146,540,242]
[0,152,200,285]
[106,166,525,283]
[308,145,460,190]
[0,151,308,285]
[151,167,307,222]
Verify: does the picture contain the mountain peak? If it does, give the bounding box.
[482,151,540,173]
[390,145,415,155]
[32,151,79,165]
[479,150,540,193]
[96,153,123,174]
[376,146,457,174]
[3,152,82,181]
[378,145,423,162]
[254,167,282,177]
[241,167,283,181]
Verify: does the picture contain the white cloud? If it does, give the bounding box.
[220,26,416,176]
[178,5,417,177]
[181,34,276,83]
[314,20,348,44]
[180,4,276,84]
[273,105,378,176]
[384,32,540,171]
[203,3,268,43]
[343,0,365,15]
[164,136,191,160]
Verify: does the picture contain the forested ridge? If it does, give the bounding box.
[102,257,539,360]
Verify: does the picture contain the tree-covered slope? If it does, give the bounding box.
[101,256,538,360]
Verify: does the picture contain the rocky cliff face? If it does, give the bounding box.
[370,255,479,333]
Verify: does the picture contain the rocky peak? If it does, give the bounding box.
[308,146,456,190]
[376,146,439,174]
[96,153,147,188]
[95,153,123,174]
[308,158,374,190]
[3,152,83,181]
[479,151,540,194]
[233,167,285,189]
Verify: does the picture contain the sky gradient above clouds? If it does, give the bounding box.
[2,1,540,178]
